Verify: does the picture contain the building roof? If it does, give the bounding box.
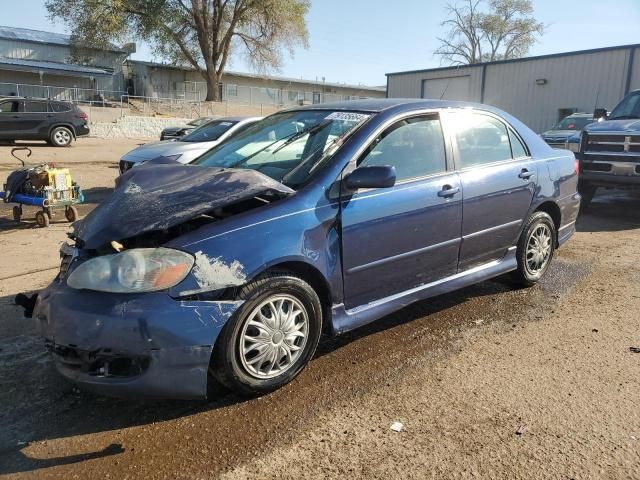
[0,25,126,53]
[0,57,113,77]
[128,60,385,93]
[386,43,640,77]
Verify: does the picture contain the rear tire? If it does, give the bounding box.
[510,211,556,287]
[50,127,73,147]
[212,272,323,396]
[65,206,78,222]
[12,206,21,222]
[35,211,50,228]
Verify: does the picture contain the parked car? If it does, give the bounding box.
[160,116,219,140]
[569,90,640,205]
[0,97,89,147]
[540,113,596,148]
[119,116,261,173]
[32,99,580,399]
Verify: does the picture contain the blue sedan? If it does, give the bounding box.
[32,99,580,399]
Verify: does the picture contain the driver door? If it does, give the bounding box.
[340,114,463,310]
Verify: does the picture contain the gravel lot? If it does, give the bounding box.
[0,139,639,479]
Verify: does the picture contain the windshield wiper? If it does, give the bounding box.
[270,119,333,156]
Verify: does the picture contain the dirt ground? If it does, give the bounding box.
[0,139,639,479]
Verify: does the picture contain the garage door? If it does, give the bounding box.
[422,76,471,101]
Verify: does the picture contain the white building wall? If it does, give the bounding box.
[387,46,640,133]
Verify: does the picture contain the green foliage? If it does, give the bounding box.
[435,0,544,65]
[46,0,310,100]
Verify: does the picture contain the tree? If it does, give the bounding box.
[46,0,310,101]
[435,0,544,65]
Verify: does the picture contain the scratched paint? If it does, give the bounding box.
[192,252,247,290]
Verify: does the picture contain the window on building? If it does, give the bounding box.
[358,116,447,182]
[453,113,513,169]
[227,84,238,97]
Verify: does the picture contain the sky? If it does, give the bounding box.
[2,0,640,87]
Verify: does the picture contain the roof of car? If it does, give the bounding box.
[287,98,501,114]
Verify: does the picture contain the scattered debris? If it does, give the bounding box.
[515,423,528,436]
[630,347,640,354]
[592,328,599,333]
[390,422,403,432]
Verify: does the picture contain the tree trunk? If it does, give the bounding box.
[204,70,220,102]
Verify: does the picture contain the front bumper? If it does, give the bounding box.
[33,281,242,399]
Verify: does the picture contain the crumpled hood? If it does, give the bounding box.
[74,163,294,249]
[121,140,215,163]
[584,118,640,133]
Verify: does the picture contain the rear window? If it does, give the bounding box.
[50,102,72,113]
[23,101,48,113]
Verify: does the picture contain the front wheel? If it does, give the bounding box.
[511,211,556,287]
[212,272,323,396]
[50,127,73,147]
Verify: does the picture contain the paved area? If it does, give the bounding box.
[0,139,639,479]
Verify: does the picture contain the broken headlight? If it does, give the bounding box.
[67,248,194,293]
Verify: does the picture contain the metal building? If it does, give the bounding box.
[0,25,129,98]
[386,44,640,133]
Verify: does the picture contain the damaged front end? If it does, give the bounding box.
[33,163,294,399]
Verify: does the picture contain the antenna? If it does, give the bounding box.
[439,64,462,100]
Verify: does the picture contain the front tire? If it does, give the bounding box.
[50,127,73,147]
[511,211,556,287]
[212,272,323,396]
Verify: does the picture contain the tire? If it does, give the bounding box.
[510,211,556,287]
[50,127,73,147]
[65,205,78,222]
[212,272,323,396]
[12,206,21,222]
[35,211,50,228]
[578,182,597,209]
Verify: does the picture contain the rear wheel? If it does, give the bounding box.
[12,206,21,222]
[50,127,73,147]
[511,211,556,287]
[212,272,323,396]
[35,211,50,228]
[65,205,78,222]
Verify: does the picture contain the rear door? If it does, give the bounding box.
[0,99,22,139]
[21,100,50,138]
[340,113,463,309]
[446,110,536,270]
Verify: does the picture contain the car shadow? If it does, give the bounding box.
[577,189,640,233]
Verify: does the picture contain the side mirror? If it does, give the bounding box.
[593,108,608,121]
[344,165,396,190]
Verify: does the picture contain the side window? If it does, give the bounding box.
[454,113,513,168]
[509,130,528,158]
[0,100,20,113]
[50,102,72,112]
[358,116,447,182]
[23,101,48,113]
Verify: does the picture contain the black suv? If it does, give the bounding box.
[0,97,90,147]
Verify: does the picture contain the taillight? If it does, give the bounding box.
[76,112,88,120]
[575,158,580,175]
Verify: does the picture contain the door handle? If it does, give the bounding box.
[518,169,535,179]
[437,185,460,198]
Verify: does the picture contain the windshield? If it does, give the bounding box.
[181,120,237,142]
[609,92,640,120]
[555,116,593,130]
[192,110,371,188]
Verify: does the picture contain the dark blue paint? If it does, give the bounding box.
[33,99,580,399]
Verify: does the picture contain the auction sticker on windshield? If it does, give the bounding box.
[325,112,371,123]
